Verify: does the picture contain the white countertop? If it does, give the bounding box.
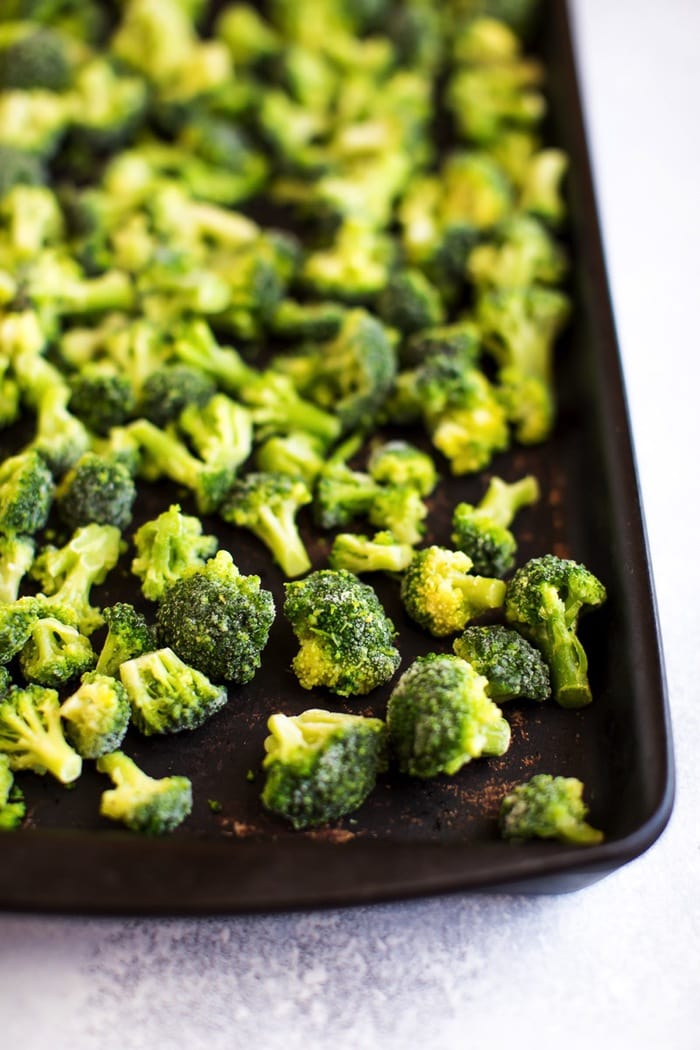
[2,2,699,1047]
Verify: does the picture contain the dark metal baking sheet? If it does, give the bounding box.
[0,0,674,913]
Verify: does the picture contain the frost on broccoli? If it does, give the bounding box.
[60,671,130,759]
[499,773,604,845]
[131,504,218,602]
[284,569,400,697]
[55,452,137,531]
[401,545,506,636]
[261,708,387,829]
[386,653,511,778]
[453,624,550,702]
[0,683,82,784]
[119,647,228,736]
[96,750,192,835]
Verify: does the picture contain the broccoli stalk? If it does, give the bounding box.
[0,683,82,783]
[328,531,414,574]
[451,473,540,576]
[0,534,35,604]
[96,750,192,835]
[221,471,312,578]
[500,773,604,845]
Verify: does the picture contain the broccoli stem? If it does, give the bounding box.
[540,587,592,708]
[254,505,311,578]
[459,575,507,614]
[129,418,202,490]
[479,475,539,528]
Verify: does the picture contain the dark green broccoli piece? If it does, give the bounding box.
[314,457,378,531]
[55,452,136,531]
[284,569,400,696]
[215,3,282,66]
[400,545,506,637]
[66,57,147,153]
[0,682,82,783]
[19,614,96,687]
[138,365,217,427]
[119,646,228,736]
[451,473,540,576]
[367,483,428,546]
[254,431,326,486]
[0,533,35,603]
[221,471,312,578]
[261,708,387,829]
[68,366,136,436]
[0,22,71,91]
[96,750,192,835]
[59,671,130,759]
[376,268,445,336]
[155,549,275,685]
[0,143,46,196]
[328,531,414,574]
[30,523,122,636]
[0,752,25,830]
[0,596,40,664]
[401,320,481,369]
[367,440,438,497]
[453,624,550,702]
[95,603,157,677]
[500,773,604,845]
[131,504,218,602]
[467,215,568,289]
[505,554,607,708]
[269,299,346,342]
[178,393,253,474]
[386,652,511,777]
[0,449,54,536]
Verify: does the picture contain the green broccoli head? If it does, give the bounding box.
[301,219,394,303]
[314,460,378,531]
[119,646,228,736]
[0,595,41,663]
[60,670,130,759]
[0,449,54,536]
[155,549,275,685]
[520,148,569,227]
[254,431,327,487]
[505,554,607,708]
[402,321,481,370]
[178,393,253,474]
[376,268,445,336]
[386,652,511,777]
[453,624,550,702]
[0,682,82,783]
[138,365,217,427]
[19,614,96,687]
[447,59,545,147]
[96,750,192,835]
[68,366,136,437]
[328,530,414,574]
[467,214,568,290]
[95,602,157,677]
[0,22,72,91]
[270,299,346,342]
[0,533,35,604]
[284,569,400,696]
[261,708,387,829]
[451,473,540,576]
[367,440,438,497]
[367,482,428,546]
[0,143,46,196]
[221,470,312,578]
[55,452,137,531]
[499,773,604,845]
[0,751,25,830]
[400,545,506,636]
[131,504,219,602]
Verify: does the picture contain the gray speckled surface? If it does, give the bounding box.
[2,2,700,1046]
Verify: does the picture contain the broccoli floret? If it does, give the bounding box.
[269,299,346,342]
[451,473,540,576]
[178,393,253,474]
[96,750,192,835]
[0,534,35,604]
[221,471,312,578]
[0,143,45,195]
[55,452,137,531]
[30,523,122,635]
[0,595,40,663]
[376,268,445,336]
[500,773,604,845]
[447,59,545,147]
[400,545,506,636]
[215,3,282,66]
[254,431,326,486]
[367,440,438,497]
[59,670,130,759]
[29,383,91,476]
[301,219,393,303]
[261,708,387,829]
[453,623,550,702]
[138,365,217,427]
[127,417,235,515]
[0,751,25,830]
[95,602,157,677]
[131,504,218,602]
[0,682,82,783]
[520,148,568,226]
[1,183,63,257]
[450,0,543,38]
[505,554,607,708]
[313,438,378,530]
[19,614,96,687]
[401,320,481,369]
[155,549,275,685]
[328,531,414,574]
[284,568,400,696]
[119,646,228,736]
[66,57,147,153]
[0,22,71,91]
[0,449,54,536]
[467,215,568,289]
[386,653,511,777]
[367,483,428,546]
[68,366,136,436]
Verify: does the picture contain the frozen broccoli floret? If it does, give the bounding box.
[60,670,130,759]
[96,750,192,835]
[401,545,506,636]
[284,569,400,696]
[68,366,136,436]
[221,471,312,578]
[453,624,550,702]
[95,603,157,677]
[367,440,438,497]
[131,504,218,602]
[0,534,35,604]
[66,57,147,153]
[500,773,604,845]
[520,148,569,226]
[138,365,217,427]
[401,320,482,369]
[376,268,445,336]
[447,58,545,146]
[367,483,428,546]
[155,549,275,685]
[0,596,40,664]
[0,449,54,536]
[0,183,63,257]
[19,615,96,687]
[386,653,511,777]
[505,554,607,708]
[55,452,136,531]
[301,219,393,303]
[0,682,82,783]
[328,531,414,574]
[28,383,91,476]
[467,214,568,289]
[0,143,45,195]
[119,646,228,736]
[0,22,71,91]
[261,708,387,829]
[178,393,253,475]
[254,431,326,486]
[314,455,378,531]
[269,299,346,342]
[0,752,25,830]
[451,473,540,576]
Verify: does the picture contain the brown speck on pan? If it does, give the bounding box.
[306,827,356,844]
